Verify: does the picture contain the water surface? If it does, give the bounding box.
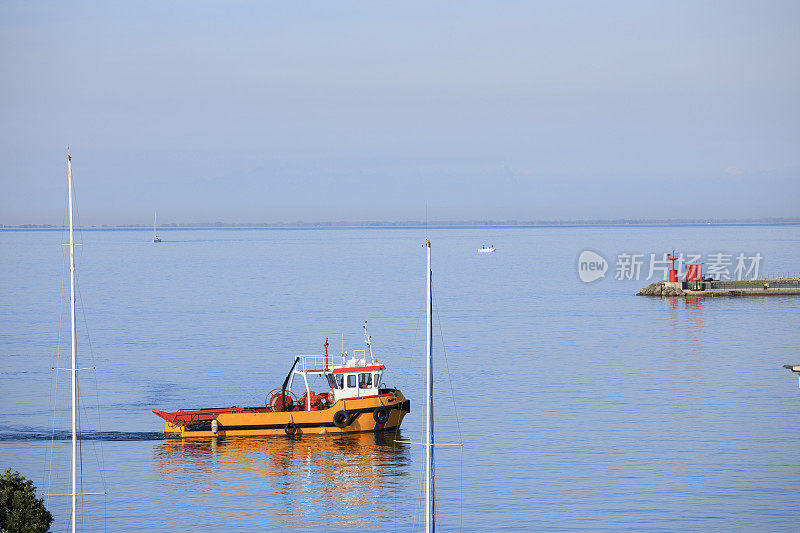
[1,224,799,531]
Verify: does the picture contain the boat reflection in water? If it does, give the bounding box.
[153,431,411,528]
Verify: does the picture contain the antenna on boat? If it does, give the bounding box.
[363,321,375,364]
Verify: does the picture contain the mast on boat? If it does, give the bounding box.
[425,239,435,533]
[67,153,78,533]
[153,211,161,242]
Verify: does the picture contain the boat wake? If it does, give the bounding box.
[0,428,176,441]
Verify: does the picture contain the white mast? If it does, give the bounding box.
[153,210,161,242]
[425,239,435,532]
[67,153,78,533]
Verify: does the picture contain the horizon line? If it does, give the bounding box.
[2,217,799,230]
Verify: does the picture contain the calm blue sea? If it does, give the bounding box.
[1,224,799,532]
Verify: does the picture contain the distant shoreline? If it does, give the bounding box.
[2,218,798,230]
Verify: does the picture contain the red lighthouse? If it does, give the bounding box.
[667,250,678,282]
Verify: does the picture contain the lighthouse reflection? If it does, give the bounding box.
[153,431,411,528]
[664,295,705,358]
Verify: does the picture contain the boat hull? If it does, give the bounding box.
[154,391,410,438]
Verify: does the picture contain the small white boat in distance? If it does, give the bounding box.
[477,245,496,253]
[153,211,161,243]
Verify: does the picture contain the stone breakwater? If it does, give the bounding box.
[637,279,800,297]
[637,282,683,296]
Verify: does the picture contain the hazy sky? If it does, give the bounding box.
[1,1,798,225]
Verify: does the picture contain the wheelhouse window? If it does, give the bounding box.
[359,373,372,388]
[326,374,340,389]
[336,375,344,389]
[347,374,356,388]
[374,373,382,388]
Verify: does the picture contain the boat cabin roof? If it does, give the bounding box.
[293,353,385,376]
[330,365,383,374]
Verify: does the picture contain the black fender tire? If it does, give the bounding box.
[333,410,350,429]
[284,422,297,435]
[373,406,389,424]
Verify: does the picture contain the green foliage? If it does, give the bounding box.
[0,469,53,533]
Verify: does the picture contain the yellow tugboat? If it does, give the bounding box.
[153,323,410,438]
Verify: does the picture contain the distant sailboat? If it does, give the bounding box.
[153,211,161,243]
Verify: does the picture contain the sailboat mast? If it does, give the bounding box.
[153,211,157,238]
[67,153,78,533]
[425,239,435,532]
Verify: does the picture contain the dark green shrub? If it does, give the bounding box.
[0,469,53,533]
